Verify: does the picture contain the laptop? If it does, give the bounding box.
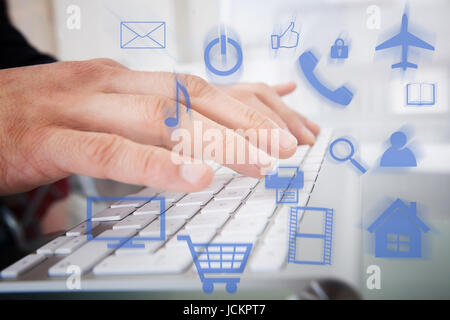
[0,129,362,298]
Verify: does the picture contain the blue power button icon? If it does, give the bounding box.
[204,34,243,77]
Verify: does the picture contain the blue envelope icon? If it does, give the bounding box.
[120,21,166,49]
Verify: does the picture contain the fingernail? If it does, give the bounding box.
[180,163,210,185]
[259,156,278,176]
[301,126,316,145]
[279,129,298,150]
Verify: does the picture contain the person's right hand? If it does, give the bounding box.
[0,59,313,195]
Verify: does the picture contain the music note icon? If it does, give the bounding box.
[165,80,191,127]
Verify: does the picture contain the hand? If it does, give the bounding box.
[0,59,319,195]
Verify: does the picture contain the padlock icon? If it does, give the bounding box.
[330,38,348,59]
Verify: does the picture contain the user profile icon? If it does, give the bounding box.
[380,131,417,167]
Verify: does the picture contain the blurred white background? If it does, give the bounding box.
[7,0,449,145]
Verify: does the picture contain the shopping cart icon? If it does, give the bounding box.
[177,235,252,294]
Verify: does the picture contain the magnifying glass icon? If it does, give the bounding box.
[329,138,367,174]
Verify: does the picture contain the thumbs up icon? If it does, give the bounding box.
[271,22,299,49]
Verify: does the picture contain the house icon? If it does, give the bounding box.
[368,199,429,258]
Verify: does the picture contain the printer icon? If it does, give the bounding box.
[265,166,304,204]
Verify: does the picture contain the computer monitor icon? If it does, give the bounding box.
[86,196,166,249]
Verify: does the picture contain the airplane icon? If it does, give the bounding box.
[375,13,434,70]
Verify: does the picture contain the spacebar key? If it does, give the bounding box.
[93,248,192,275]
[48,229,136,276]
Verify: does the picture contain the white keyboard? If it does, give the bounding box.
[0,130,332,280]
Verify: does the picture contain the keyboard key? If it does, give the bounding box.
[303,156,324,165]
[66,221,99,237]
[93,247,192,275]
[157,191,186,203]
[48,229,136,276]
[91,206,135,222]
[308,149,327,158]
[268,221,289,236]
[115,238,165,255]
[212,234,257,244]
[167,229,217,247]
[1,254,46,279]
[201,200,241,214]
[176,193,213,206]
[245,192,276,204]
[112,214,157,230]
[214,188,250,201]
[139,218,185,236]
[164,205,200,220]
[37,236,72,255]
[134,201,171,215]
[299,181,314,194]
[225,176,258,189]
[278,158,302,166]
[296,195,309,207]
[252,182,264,192]
[249,246,287,272]
[303,171,318,182]
[110,200,148,209]
[54,236,88,255]
[186,213,229,230]
[235,202,276,219]
[264,228,289,244]
[215,167,237,175]
[296,145,310,155]
[221,217,268,236]
[212,174,234,185]
[301,163,321,172]
[191,182,223,195]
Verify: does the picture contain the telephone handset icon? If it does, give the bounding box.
[298,50,353,106]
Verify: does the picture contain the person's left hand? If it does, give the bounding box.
[221,82,320,145]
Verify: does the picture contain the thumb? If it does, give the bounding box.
[288,22,295,31]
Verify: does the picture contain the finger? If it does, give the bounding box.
[222,87,288,130]
[272,82,297,96]
[245,83,320,145]
[41,128,214,192]
[105,71,299,155]
[271,83,321,136]
[62,93,277,177]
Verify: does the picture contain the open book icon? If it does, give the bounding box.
[406,83,436,106]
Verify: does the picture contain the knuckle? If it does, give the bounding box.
[242,107,269,129]
[140,148,164,180]
[68,60,106,75]
[136,95,171,124]
[67,59,121,83]
[83,134,122,171]
[181,74,211,96]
